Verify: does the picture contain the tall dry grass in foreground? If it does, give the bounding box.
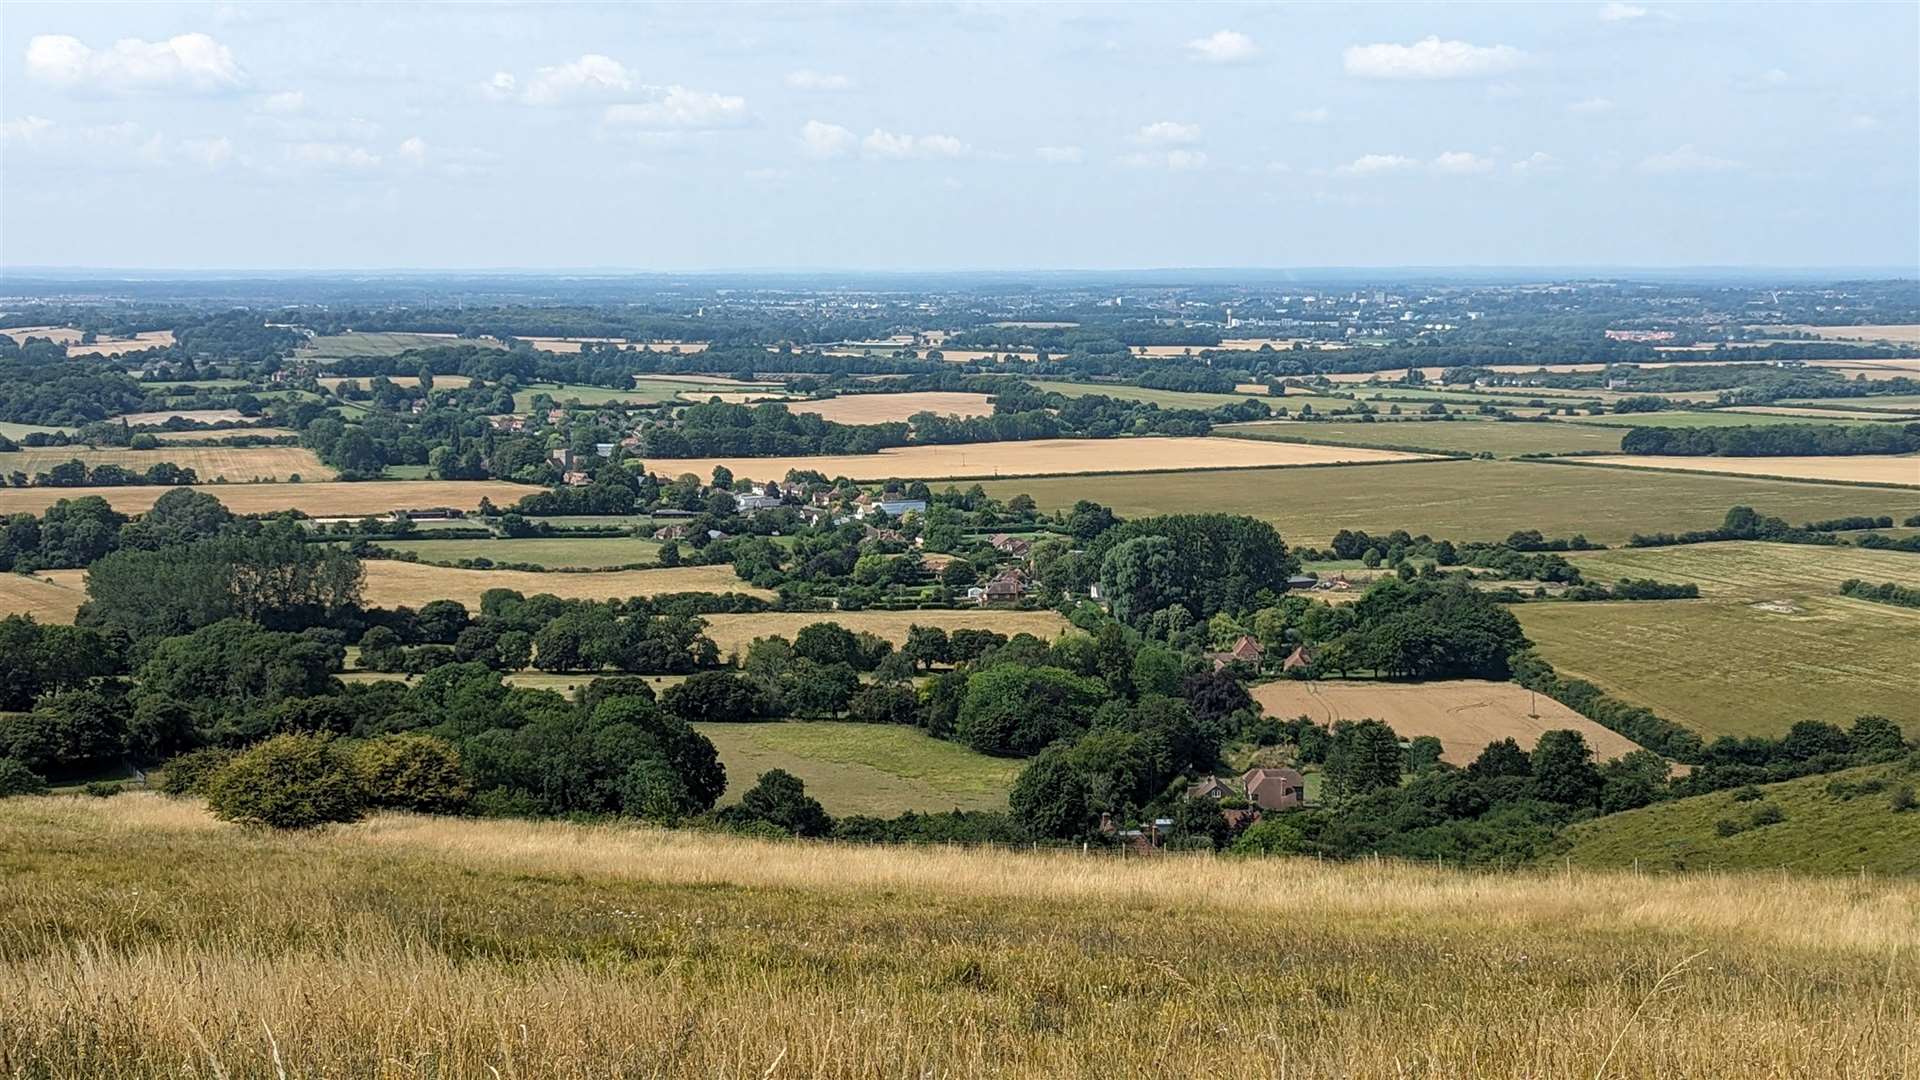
[1,794,1915,1079]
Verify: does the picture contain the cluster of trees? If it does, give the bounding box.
[646,401,910,458]
[1065,514,1298,629]
[0,488,247,572]
[1,458,200,489]
[0,355,161,425]
[357,592,722,676]
[1839,579,1920,609]
[1628,505,1852,548]
[1287,579,1531,680]
[1621,422,1920,457]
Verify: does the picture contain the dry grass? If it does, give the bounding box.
[1807,358,1920,380]
[112,408,247,426]
[65,330,176,356]
[0,794,1915,1078]
[315,374,473,390]
[0,479,535,517]
[642,437,1429,484]
[1580,455,1920,487]
[1,324,86,344]
[360,560,769,609]
[1251,678,1650,765]
[1766,323,1920,344]
[0,569,89,623]
[699,608,1070,658]
[148,426,301,442]
[0,446,334,481]
[790,391,997,425]
[1721,405,1920,420]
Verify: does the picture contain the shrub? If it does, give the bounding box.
[352,734,471,814]
[1713,817,1746,837]
[82,780,122,798]
[0,758,50,797]
[1731,785,1764,802]
[206,734,366,829]
[1891,785,1917,814]
[157,747,239,797]
[1749,803,1786,828]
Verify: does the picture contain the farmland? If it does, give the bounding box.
[1577,454,1920,487]
[695,721,1021,815]
[316,374,473,390]
[64,330,176,356]
[149,426,300,441]
[1764,323,1920,344]
[1249,678,1649,765]
[697,609,1071,659]
[0,421,72,439]
[0,479,535,517]
[1515,542,1920,739]
[512,378,784,410]
[300,331,495,357]
[789,391,996,424]
[1786,392,1920,411]
[0,569,89,623]
[3,795,1916,1078]
[112,408,248,426]
[1024,379,1284,410]
[634,437,1430,485]
[375,536,661,568]
[1554,410,1889,429]
[1222,418,1626,457]
[359,560,767,609]
[983,459,1920,546]
[0,446,333,481]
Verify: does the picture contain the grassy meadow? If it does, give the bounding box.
[300,331,494,357]
[0,479,536,517]
[697,721,1021,815]
[1514,542,1920,739]
[698,609,1070,659]
[982,459,1920,547]
[1,794,1914,1078]
[359,560,768,610]
[377,535,662,569]
[1221,418,1626,457]
[512,378,782,410]
[0,445,334,481]
[1551,410,1892,429]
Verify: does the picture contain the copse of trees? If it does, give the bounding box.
[1839,579,1920,608]
[1620,422,1920,457]
[1085,514,1299,629]
[80,526,364,642]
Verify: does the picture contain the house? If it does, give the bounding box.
[562,470,592,486]
[1186,777,1234,801]
[1282,645,1315,672]
[546,408,567,423]
[733,492,784,512]
[980,569,1028,603]
[653,524,692,541]
[1242,767,1306,811]
[594,443,616,458]
[490,415,528,432]
[1207,635,1265,672]
[389,506,463,521]
[857,498,928,520]
[989,533,1032,558]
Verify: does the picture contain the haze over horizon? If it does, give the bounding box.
[3,1,1916,272]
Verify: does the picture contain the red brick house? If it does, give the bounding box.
[1242,767,1306,811]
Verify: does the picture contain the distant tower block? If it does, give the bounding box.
[1225,306,1237,330]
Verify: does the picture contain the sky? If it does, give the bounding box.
[1,1,1915,272]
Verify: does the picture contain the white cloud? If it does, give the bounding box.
[25,32,245,95]
[397,136,427,166]
[484,71,516,99]
[1343,37,1527,80]
[603,86,750,131]
[1598,2,1648,20]
[799,120,856,159]
[1123,150,1208,170]
[1567,96,1614,114]
[1289,107,1330,125]
[1335,153,1417,176]
[862,129,967,160]
[260,90,305,114]
[1432,150,1493,174]
[1185,30,1257,65]
[284,141,382,170]
[1511,151,1559,174]
[785,70,852,91]
[511,54,635,105]
[0,115,55,143]
[180,136,233,168]
[1760,67,1789,86]
[1035,145,1083,164]
[1639,144,1741,173]
[1847,114,1879,131]
[1133,121,1201,145]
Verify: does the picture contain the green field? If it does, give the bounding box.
[983,459,1920,547]
[512,378,780,410]
[1785,393,1920,411]
[1515,542,1920,739]
[301,332,500,358]
[1556,411,1887,429]
[1222,419,1625,457]
[380,536,661,568]
[693,721,1021,816]
[381,464,434,479]
[1564,763,1920,874]
[1025,379,1289,410]
[0,421,72,439]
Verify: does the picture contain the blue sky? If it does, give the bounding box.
[2,1,1914,271]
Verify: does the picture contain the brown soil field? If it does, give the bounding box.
[1251,678,1649,765]
[0,479,536,517]
[1721,405,1920,421]
[639,437,1430,484]
[66,330,176,356]
[150,427,301,442]
[317,375,473,390]
[789,392,997,425]
[697,609,1071,659]
[114,409,247,426]
[0,569,90,623]
[1580,455,1920,487]
[360,561,768,609]
[1766,324,1920,344]
[0,447,334,482]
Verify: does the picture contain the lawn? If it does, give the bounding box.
[1513,542,1920,739]
[694,721,1021,815]
[982,459,1920,547]
[1221,419,1625,457]
[1,795,1914,1077]
[378,536,661,569]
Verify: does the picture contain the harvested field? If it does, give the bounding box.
[983,459,1920,547]
[1223,419,1624,457]
[0,422,71,440]
[521,336,708,354]
[317,374,472,390]
[697,609,1070,659]
[0,569,89,623]
[114,409,246,426]
[1516,542,1920,739]
[359,560,768,609]
[0,325,85,344]
[1250,678,1649,765]
[1026,379,1282,410]
[1721,405,1920,421]
[149,427,300,442]
[514,378,782,410]
[696,722,1020,815]
[0,446,333,482]
[1808,358,1920,381]
[1556,411,1885,429]
[789,392,996,425]
[300,331,496,357]
[376,536,661,569]
[641,437,1429,484]
[1765,323,1920,344]
[1578,455,1920,487]
[0,479,535,517]
[65,330,176,356]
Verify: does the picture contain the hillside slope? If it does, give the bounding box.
[1564,762,1920,873]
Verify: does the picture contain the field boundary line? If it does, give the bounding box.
[1510,456,1920,492]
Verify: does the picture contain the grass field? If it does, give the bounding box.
[0,569,89,623]
[113,408,247,426]
[300,331,496,357]
[695,721,1021,815]
[638,437,1429,485]
[148,426,300,442]
[698,609,1070,659]
[1250,678,1649,764]
[1565,762,1920,874]
[2,795,1915,1078]
[1722,405,1920,421]
[359,560,767,609]
[316,374,474,390]
[1514,542,1920,739]
[1555,411,1888,429]
[1785,393,1920,411]
[1578,455,1920,487]
[513,378,783,410]
[0,421,72,439]
[0,479,534,518]
[1025,379,1283,410]
[983,459,1920,547]
[0,446,333,481]
[790,391,997,424]
[377,536,661,568]
[1222,419,1625,457]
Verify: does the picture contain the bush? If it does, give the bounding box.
[1731,784,1764,802]
[206,734,367,829]
[352,734,470,814]
[1713,817,1746,837]
[82,780,122,798]
[1891,785,1917,813]
[0,758,50,797]
[1748,803,1786,827]
[157,747,239,797]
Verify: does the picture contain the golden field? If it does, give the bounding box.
[0,446,334,481]
[790,391,997,425]
[359,560,770,609]
[698,608,1070,658]
[0,479,536,517]
[113,408,249,425]
[65,330,177,355]
[1580,455,1920,487]
[0,794,1914,1078]
[1251,678,1650,765]
[149,426,301,441]
[641,437,1430,484]
[0,569,89,623]
[1766,323,1920,344]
